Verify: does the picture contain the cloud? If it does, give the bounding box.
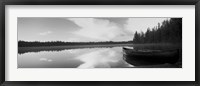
[39,31,52,36]
[66,37,95,42]
[68,18,128,41]
[125,18,168,33]
[66,38,81,42]
[67,18,168,42]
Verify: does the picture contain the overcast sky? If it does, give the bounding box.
[18,17,169,42]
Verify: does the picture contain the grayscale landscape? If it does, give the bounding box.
[18,17,182,68]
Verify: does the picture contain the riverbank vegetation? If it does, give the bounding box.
[18,41,133,47]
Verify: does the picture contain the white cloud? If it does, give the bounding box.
[68,18,127,41]
[39,31,52,36]
[125,18,168,33]
[66,38,81,42]
[67,18,168,42]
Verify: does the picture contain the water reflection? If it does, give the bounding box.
[76,48,133,68]
[39,58,53,62]
[18,47,133,68]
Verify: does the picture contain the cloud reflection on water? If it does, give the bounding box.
[39,58,53,62]
[76,48,132,68]
[18,47,134,68]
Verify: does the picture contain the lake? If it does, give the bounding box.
[18,47,134,68]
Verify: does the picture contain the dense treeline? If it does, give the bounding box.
[133,18,182,44]
[18,40,133,47]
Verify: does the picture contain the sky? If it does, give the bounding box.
[18,17,169,42]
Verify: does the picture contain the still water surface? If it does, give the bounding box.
[18,47,133,68]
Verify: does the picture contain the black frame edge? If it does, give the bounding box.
[2,0,200,5]
[195,1,200,86]
[0,0,5,85]
[1,81,197,86]
[0,0,199,86]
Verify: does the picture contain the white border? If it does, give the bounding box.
[5,5,195,81]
